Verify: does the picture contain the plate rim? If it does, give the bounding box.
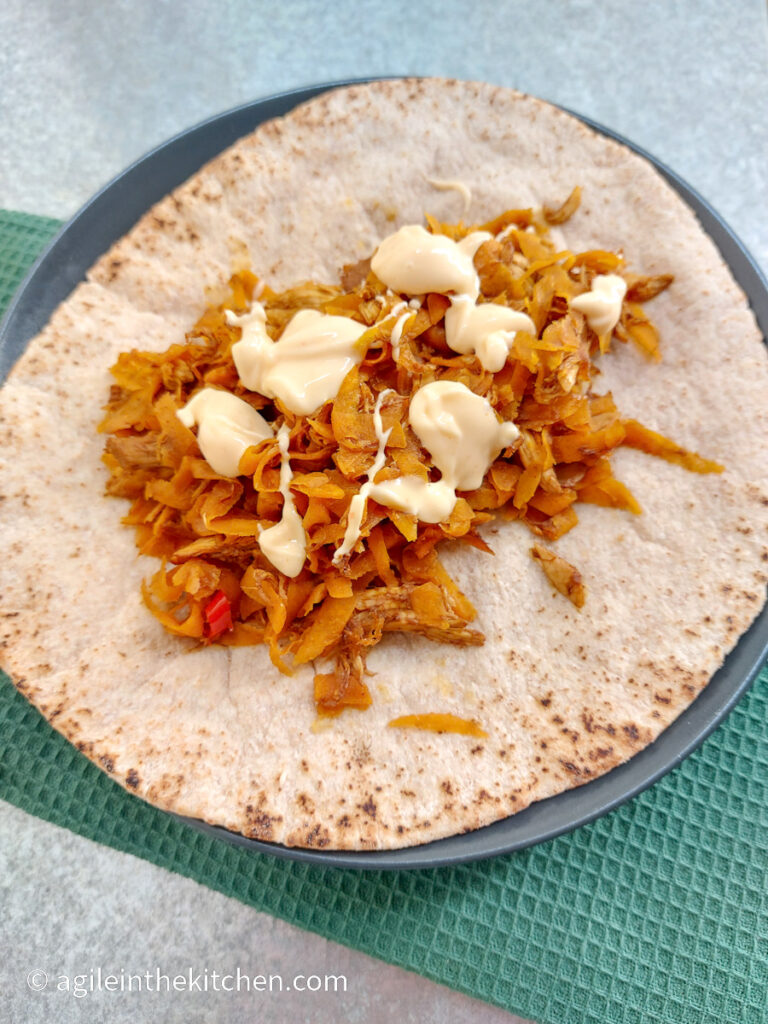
[1,78,767,870]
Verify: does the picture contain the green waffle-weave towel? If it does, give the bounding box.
[1,209,767,1024]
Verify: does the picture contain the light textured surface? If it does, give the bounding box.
[0,801,518,1024]
[1,2,767,1022]
[1,0,767,272]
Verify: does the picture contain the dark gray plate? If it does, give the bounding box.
[2,82,766,870]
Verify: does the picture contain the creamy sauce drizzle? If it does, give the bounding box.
[371,224,535,371]
[333,389,393,561]
[383,297,422,361]
[228,305,366,416]
[176,387,272,477]
[370,380,519,523]
[390,311,412,362]
[257,423,306,577]
[496,222,518,241]
[570,273,627,336]
[425,176,472,217]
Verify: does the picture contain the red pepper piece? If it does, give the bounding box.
[203,589,233,638]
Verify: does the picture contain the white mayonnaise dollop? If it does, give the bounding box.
[371,225,490,301]
[444,297,535,373]
[176,387,272,477]
[371,224,534,371]
[369,381,519,522]
[570,274,627,337]
[229,305,366,416]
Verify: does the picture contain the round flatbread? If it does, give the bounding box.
[1,78,766,850]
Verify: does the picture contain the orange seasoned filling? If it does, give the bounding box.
[100,192,722,715]
[388,713,489,738]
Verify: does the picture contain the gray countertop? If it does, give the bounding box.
[2,0,767,273]
[1,2,766,1022]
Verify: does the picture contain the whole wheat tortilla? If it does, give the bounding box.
[1,79,767,850]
